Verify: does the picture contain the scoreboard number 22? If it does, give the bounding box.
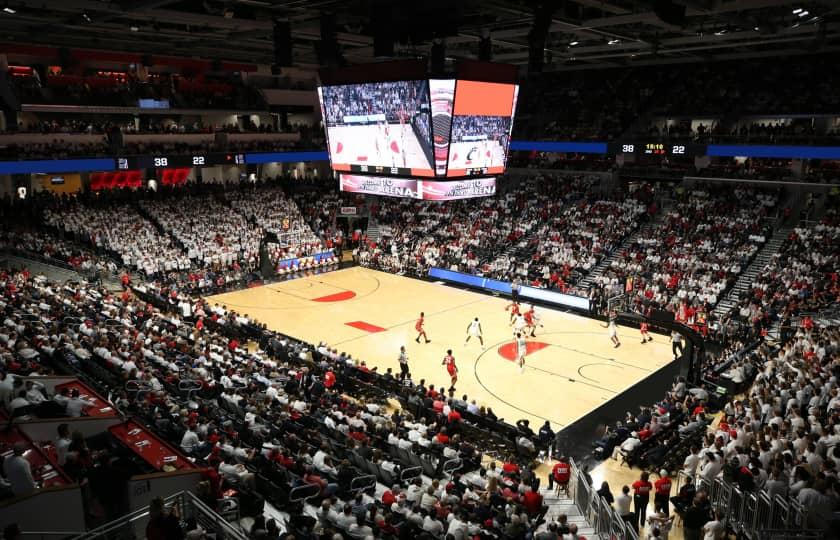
[671,145,686,155]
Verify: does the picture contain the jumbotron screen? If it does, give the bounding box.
[318,78,518,178]
[446,80,519,177]
[318,81,435,177]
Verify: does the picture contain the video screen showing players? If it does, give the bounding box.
[446,80,519,177]
[319,80,435,176]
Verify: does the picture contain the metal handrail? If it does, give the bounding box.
[72,491,247,540]
[399,466,422,483]
[289,483,321,503]
[681,475,822,538]
[442,458,462,476]
[568,458,637,540]
[349,474,377,495]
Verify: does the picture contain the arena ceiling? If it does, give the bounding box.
[1,0,838,71]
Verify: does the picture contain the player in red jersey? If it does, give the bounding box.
[442,349,458,391]
[415,312,430,344]
[640,321,653,344]
[506,301,521,324]
[524,305,543,337]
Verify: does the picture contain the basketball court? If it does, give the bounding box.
[207,267,674,430]
[328,124,433,170]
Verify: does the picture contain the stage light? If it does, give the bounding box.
[608,39,620,45]
[2,6,15,14]
[797,10,809,17]
[569,41,579,46]
[792,8,803,14]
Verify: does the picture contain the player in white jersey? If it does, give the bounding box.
[464,317,484,347]
[608,311,621,348]
[512,313,527,337]
[516,332,527,373]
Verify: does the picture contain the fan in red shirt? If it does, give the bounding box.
[654,470,672,515]
[442,349,458,391]
[415,312,430,344]
[522,486,545,517]
[631,471,653,528]
[548,457,571,493]
[502,460,520,475]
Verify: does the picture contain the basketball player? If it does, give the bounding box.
[415,312,430,344]
[464,317,484,347]
[512,312,527,337]
[398,346,410,379]
[442,349,458,391]
[506,300,521,324]
[608,311,621,348]
[640,321,653,344]
[515,332,527,373]
[524,305,543,338]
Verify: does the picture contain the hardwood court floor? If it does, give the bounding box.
[208,267,674,430]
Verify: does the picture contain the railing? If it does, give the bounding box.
[683,475,822,539]
[568,458,638,540]
[349,474,377,495]
[73,490,247,540]
[400,466,422,483]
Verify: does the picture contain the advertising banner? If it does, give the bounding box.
[339,174,420,198]
[420,178,496,200]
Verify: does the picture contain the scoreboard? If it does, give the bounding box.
[116,153,245,170]
[606,142,708,157]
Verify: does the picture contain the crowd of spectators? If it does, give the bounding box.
[42,202,192,277]
[140,195,264,270]
[0,166,838,537]
[683,324,840,532]
[728,211,839,334]
[451,116,512,144]
[321,81,429,126]
[589,185,780,326]
[357,175,658,294]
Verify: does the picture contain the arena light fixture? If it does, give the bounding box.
[569,41,579,46]
[797,10,809,17]
[792,8,803,14]
[608,39,620,45]
[2,4,15,13]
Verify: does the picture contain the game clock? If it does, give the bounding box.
[607,142,708,157]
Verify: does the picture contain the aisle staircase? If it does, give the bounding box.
[365,219,384,243]
[577,203,671,290]
[712,226,791,320]
[538,486,597,538]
